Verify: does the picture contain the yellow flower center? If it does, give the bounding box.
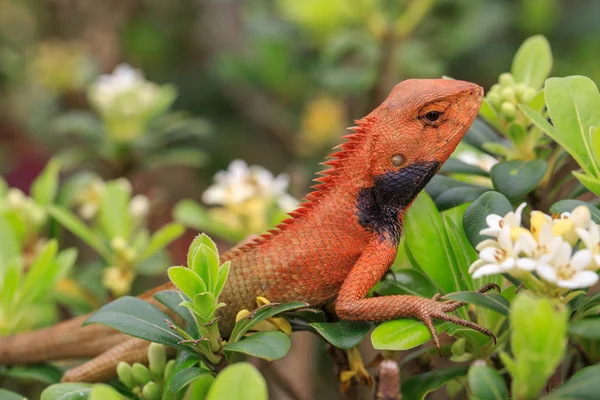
[556,264,575,281]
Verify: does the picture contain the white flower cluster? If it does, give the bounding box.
[469,203,600,289]
[202,159,299,213]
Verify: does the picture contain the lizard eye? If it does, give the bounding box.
[425,111,441,122]
[391,153,406,168]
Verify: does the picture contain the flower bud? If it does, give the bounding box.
[117,362,137,389]
[130,195,150,219]
[132,362,152,386]
[111,236,128,252]
[486,91,502,107]
[521,87,537,104]
[501,87,516,103]
[164,359,176,381]
[148,343,167,380]
[514,83,528,100]
[500,101,517,120]
[142,381,161,400]
[6,189,25,207]
[498,72,514,87]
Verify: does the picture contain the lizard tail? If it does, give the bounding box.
[0,316,123,364]
[0,282,176,366]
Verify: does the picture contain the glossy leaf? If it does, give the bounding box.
[573,171,600,197]
[425,175,477,201]
[0,364,63,385]
[309,321,371,349]
[41,383,92,400]
[434,186,489,212]
[404,192,466,294]
[193,292,216,320]
[463,191,513,248]
[378,269,439,298]
[371,319,449,351]
[0,389,25,400]
[49,206,112,260]
[542,364,600,400]
[206,363,267,400]
[137,223,185,263]
[401,366,468,400]
[468,363,508,400]
[491,160,547,201]
[444,291,509,316]
[31,158,61,207]
[169,367,211,393]
[224,331,291,360]
[182,374,214,400]
[17,240,58,307]
[549,200,600,223]
[545,76,600,177]
[0,216,20,271]
[89,384,124,400]
[191,245,219,292]
[463,118,506,154]
[83,296,184,348]
[153,290,198,335]
[443,209,477,291]
[511,35,552,90]
[569,318,600,339]
[440,158,489,177]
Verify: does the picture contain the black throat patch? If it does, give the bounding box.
[356,161,440,243]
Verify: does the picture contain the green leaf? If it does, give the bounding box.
[137,223,185,264]
[463,118,506,154]
[182,374,214,400]
[511,35,553,90]
[18,240,58,307]
[378,269,439,298]
[175,200,244,243]
[371,319,449,351]
[545,76,600,177]
[0,258,21,308]
[0,216,21,271]
[519,103,558,136]
[164,351,201,397]
[434,186,489,212]
[404,192,467,294]
[592,125,600,165]
[0,364,63,384]
[31,158,61,207]
[549,200,600,224]
[41,383,92,400]
[542,364,600,400]
[573,171,600,197]
[229,302,306,342]
[444,291,509,316]
[89,384,124,400]
[463,192,513,248]
[83,296,185,348]
[169,367,211,393]
[569,318,600,339]
[309,321,371,350]
[168,266,206,300]
[443,208,477,291]
[468,363,508,400]
[491,160,547,201]
[440,158,489,177]
[193,292,216,320]
[192,245,220,292]
[49,206,112,260]
[0,389,25,400]
[153,290,198,336]
[214,261,230,299]
[224,331,291,361]
[187,234,218,268]
[206,363,267,400]
[401,366,468,400]
[98,180,132,239]
[508,293,568,399]
[425,175,478,201]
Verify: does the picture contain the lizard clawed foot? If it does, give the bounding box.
[417,295,496,355]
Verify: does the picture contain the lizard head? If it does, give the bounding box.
[356,79,482,240]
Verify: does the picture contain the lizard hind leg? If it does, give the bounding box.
[334,240,496,352]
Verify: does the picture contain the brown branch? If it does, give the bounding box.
[376,359,401,400]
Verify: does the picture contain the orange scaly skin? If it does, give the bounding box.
[0,79,488,382]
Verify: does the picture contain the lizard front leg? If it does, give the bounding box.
[335,239,495,350]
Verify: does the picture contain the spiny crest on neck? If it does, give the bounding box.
[224,116,375,257]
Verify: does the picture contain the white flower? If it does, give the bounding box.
[552,206,592,244]
[516,223,563,266]
[536,242,597,289]
[129,195,150,219]
[480,202,527,239]
[576,223,600,268]
[469,228,535,279]
[202,160,299,212]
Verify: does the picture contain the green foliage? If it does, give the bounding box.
[205,363,267,400]
[308,321,371,350]
[501,293,567,399]
[468,363,508,400]
[371,320,450,351]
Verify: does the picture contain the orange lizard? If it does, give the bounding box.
[0,79,491,382]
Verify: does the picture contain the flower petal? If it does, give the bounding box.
[571,249,593,271]
[472,264,503,279]
[469,259,486,273]
[516,258,537,271]
[476,239,500,251]
[480,247,499,263]
[537,264,557,283]
[557,271,598,289]
[485,214,502,228]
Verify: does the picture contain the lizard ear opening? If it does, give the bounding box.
[390,153,406,168]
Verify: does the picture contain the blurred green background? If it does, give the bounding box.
[2,0,599,196]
